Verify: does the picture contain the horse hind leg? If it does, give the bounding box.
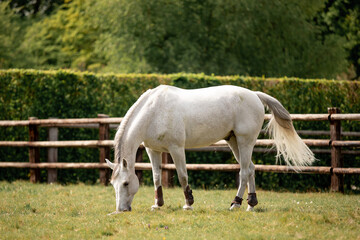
[146,148,164,210]
[226,136,243,210]
[246,162,258,211]
[228,136,258,211]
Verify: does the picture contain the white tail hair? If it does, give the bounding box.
[255,91,315,168]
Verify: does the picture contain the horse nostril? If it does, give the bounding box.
[120,207,131,212]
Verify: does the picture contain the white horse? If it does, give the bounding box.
[106,85,314,213]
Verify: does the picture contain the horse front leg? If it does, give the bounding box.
[146,148,164,210]
[169,147,194,210]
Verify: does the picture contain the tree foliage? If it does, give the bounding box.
[0,2,27,68]
[0,0,64,16]
[319,0,360,79]
[91,0,348,78]
[1,0,355,78]
[20,0,105,71]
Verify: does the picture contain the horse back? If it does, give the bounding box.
[143,85,264,149]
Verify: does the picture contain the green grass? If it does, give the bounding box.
[0,181,359,240]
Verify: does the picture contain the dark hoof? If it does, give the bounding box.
[231,196,243,206]
[247,193,258,207]
[155,186,164,206]
[184,185,194,206]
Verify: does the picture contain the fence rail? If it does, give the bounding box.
[1,113,360,127]
[2,162,360,174]
[0,139,337,147]
[1,108,360,192]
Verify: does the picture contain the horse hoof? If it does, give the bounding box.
[246,205,254,212]
[151,205,161,211]
[247,193,258,207]
[183,205,193,211]
[107,211,121,215]
[229,203,241,211]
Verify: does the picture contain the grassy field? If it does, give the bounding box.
[0,181,359,240]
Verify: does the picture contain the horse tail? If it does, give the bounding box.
[255,91,315,168]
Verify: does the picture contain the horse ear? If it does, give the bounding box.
[105,159,115,170]
[122,159,128,169]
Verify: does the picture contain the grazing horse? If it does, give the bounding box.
[106,85,314,213]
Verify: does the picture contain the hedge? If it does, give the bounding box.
[0,69,359,191]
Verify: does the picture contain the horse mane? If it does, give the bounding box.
[114,88,154,164]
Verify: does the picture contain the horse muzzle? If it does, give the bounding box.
[118,206,132,212]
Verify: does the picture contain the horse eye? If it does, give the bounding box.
[123,182,129,187]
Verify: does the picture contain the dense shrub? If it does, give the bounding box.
[0,70,359,191]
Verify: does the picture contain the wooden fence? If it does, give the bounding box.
[0,107,360,192]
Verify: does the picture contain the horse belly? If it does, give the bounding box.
[183,106,234,148]
[184,132,230,148]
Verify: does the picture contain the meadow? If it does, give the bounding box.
[0,181,359,240]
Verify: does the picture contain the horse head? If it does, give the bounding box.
[106,159,139,212]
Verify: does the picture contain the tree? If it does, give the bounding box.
[0,0,64,16]
[95,0,347,78]
[319,0,360,79]
[20,0,105,71]
[19,0,348,78]
[0,1,28,68]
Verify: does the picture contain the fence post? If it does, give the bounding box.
[98,114,110,185]
[47,118,58,184]
[328,107,344,193]
[135,148,143,183]
[162,153,174,188]
[29,117,40,183]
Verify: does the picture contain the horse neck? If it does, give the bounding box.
[119,123,145,167]
[114,89,154,167]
